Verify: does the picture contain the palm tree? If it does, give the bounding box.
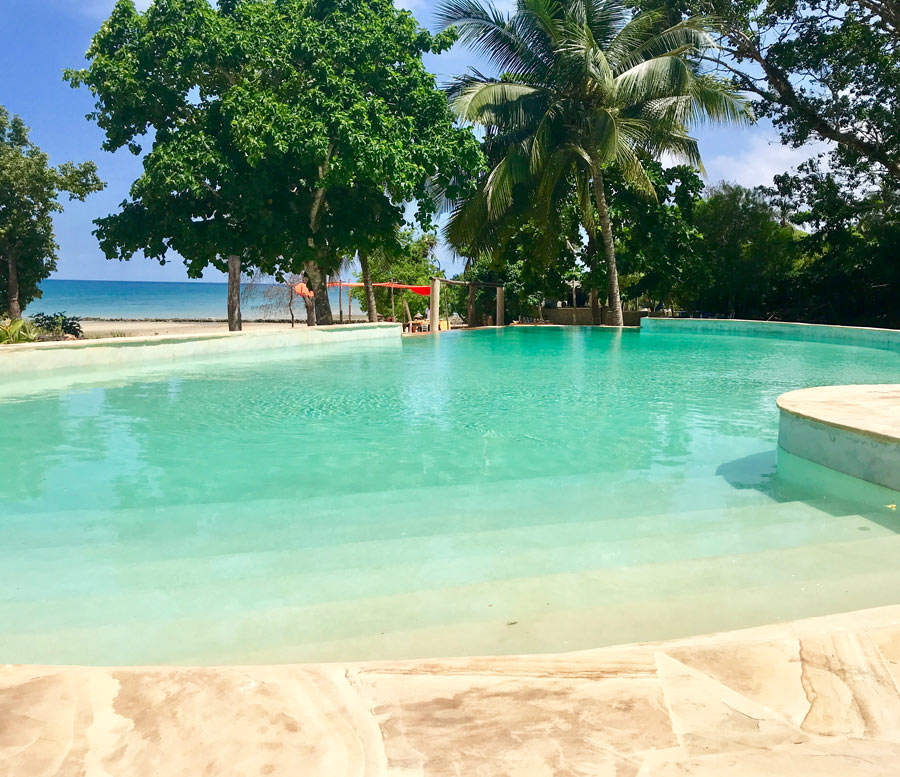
[437,0,753,325]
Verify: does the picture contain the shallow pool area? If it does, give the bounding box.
[2,326,900,665]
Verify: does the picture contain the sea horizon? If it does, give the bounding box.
[28,278,361,321]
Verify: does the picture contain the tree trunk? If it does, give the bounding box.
[226,254,242,331]
[303,292,316,326]
[592,168,623,327]
[359,252,378,322]
[403,298,413,330]
[586,233,601,325]
[303,261,333,325]
[6,249,22,320]
[467,284,476,327]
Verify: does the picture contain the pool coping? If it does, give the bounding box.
[5,603,900,775]
[0,322,402,380]
[777,385,900,492]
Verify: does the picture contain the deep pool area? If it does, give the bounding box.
[2,326,900,665]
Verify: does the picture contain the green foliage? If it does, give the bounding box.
[605,162,704,305]
[455,241,578,324]
[438,0,751,323]
[0,107,103,318]
[352,231,440,320]
[31,311,84,338]
[0,318,36,344]
[683,184,803,318]
[66,0,482,297]
[771,159,900,327]
[633,0,900,182]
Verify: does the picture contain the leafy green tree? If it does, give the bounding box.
[772,158,900,327]
[604,162,703,308]
[687,183,802,318]
[456,227,579,323]
[67,0,481,329]
[437,0,752,326]
[0,107,103,319]
[353,231,440,321]
[634,0,900,182]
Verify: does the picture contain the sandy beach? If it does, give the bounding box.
[80,319,326,338]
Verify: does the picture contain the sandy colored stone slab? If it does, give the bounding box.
[6,606,900,776]
[777,385,900,444]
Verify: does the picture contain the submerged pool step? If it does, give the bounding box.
[1,460,879,560]
[0,498,894,644]
[4,530,900,665]
[0,493,882,606]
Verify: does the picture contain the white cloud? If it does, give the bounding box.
[703,132,830,189]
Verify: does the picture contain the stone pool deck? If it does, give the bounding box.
[6,605,900,776]
[778,385,900,492]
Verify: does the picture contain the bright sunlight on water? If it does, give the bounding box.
[2,327,900,664]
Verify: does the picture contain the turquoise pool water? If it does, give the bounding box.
[2,327,900,665]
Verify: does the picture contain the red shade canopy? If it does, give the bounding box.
[326,280,431,297]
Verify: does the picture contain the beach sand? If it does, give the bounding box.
[81,320,321,338]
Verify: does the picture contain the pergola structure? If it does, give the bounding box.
[429,277,505,334]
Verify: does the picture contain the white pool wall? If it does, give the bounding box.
[640,317,900,352]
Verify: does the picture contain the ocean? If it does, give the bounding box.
[27,279,358,321]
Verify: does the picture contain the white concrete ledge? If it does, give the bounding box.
[0,323,400,380]
[641,317,900,352]
[777,385,900,492]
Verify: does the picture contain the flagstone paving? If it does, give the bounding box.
[5,605,900,776]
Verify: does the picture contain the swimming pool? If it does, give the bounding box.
[2,326,900,665]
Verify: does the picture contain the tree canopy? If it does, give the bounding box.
[353,231,441,321]
[66,0,481,327]
[0,106,103,319]
[632,0,900,182]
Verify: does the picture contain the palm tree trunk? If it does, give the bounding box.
[592,168,623,327]
[359,251,378,322]
[226,254,242,331]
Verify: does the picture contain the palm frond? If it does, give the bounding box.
[435,0,552,81]
[614,55,693,107]
[451,79,548,126]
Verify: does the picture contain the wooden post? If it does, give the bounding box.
[468,284,476,327]
[430,278,441,334]
[390,279,396,321]
[347,284,352,323]
[496,285,505,327]
[338,279,344,324]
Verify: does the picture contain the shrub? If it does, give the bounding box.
[31,311,83,338]
[0,318,37,344]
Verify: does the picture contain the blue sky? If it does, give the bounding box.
[2,0,820,283]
